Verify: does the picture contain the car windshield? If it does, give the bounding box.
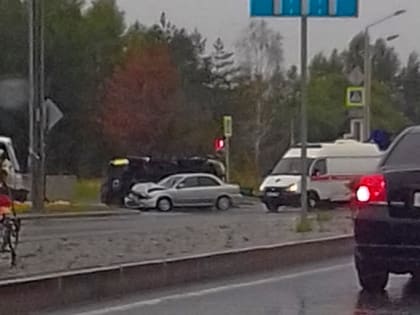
[271,158,314,175]
[158,175,182,188]
[382,133,420,168]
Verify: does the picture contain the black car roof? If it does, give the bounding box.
[110,156,212,166]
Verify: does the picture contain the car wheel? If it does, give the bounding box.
[308,191,320,210]
[265,203,278,213]
[157,198,173,212]
[355,255,389,292]
[216,196,232,211]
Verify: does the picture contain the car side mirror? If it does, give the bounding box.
[177,183,185,189]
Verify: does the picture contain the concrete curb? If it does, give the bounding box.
[0,234,354,314]
[20,210,140,221]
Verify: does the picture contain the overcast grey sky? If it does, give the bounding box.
[116,0,419,68]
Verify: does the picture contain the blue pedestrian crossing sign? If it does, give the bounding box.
[250,0,358,17]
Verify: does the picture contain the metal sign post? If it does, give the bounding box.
[363,30,372,141]
[300,8,309,217]
[250,0,358,217]
[29,0,45,212]
[223,116,232,183]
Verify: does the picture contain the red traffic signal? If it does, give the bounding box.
[214,137,225,152]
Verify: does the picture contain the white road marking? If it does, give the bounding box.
[73,262,352,315]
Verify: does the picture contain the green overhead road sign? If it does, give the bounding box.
[346,87,365,107]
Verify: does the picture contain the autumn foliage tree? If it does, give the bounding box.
[101,43,179,155]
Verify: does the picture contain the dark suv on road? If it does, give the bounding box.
[353,126,420,292]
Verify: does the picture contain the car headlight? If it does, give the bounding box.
[286,183,298,192]
[128,193,138,200]
[133,191,151,199]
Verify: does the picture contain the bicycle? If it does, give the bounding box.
[0,180,21,266]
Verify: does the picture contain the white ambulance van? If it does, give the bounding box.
[259,139,382,211]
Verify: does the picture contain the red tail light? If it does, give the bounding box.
[354,174,387,204]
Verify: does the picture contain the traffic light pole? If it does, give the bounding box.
[225,137,230,183]
[300,11,309,218]
[29,0,45,212]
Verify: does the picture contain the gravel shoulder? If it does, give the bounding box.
[0,205,353,280]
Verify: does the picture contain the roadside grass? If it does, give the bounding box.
[315,211,332,222]
[231,167,260,197]
[315,210,333,232]
[73,179,101,203]
[13,178,104,214]
[295,216,313,233]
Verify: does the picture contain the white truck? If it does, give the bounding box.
[259,139,382,211]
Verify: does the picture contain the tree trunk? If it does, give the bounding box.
[254,98,263,177]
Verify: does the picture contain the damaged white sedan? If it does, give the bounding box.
[124,173,242,212]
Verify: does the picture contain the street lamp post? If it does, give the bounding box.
[300,0,309,218]
[363,9,406,141]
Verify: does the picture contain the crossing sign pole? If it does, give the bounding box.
[250,0,359,217]
[223,116,232,183]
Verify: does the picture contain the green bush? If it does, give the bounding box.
[230,154,260,193]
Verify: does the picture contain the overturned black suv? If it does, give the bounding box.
[100,156,225,206]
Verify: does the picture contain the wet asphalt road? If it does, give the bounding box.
[46,257,420,315]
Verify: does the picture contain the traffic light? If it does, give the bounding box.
[214,137,225,152]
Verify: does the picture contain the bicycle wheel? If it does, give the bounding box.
[2,223,16,266]
[0,224,6,253]
[11,218,20,248]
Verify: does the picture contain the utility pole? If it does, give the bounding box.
[363,28,371,142]
[29,0,45,211]
[299,1,308,218]
[223,115,232,183]
[225,137,230,183]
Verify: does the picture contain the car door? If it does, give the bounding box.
[197,176,222,206]
[309,159,329,201]
[172,176,200,206]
